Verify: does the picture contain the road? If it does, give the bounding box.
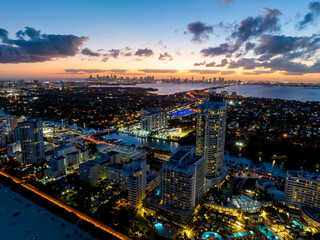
[0,170,131,240]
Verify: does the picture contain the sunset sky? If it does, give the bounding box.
[1,0,320,81]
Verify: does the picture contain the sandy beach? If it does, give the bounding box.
[0,184,96,240]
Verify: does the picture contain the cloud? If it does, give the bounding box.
[232,8,282,42]
[242,70,276,75]
[205,61,216,67]
[200,43,233,57]
[201,8,282,58]
[216,59,229,67]
[64,69,106,74]
[229,58,258,69]
[189,69,235,74]
[193,61,206,66]
[186,21,213,43]
[159,52,173,61]
[107,49,121,58]
[216,0,234,7]
[226,56,320,75]
[107,69,128,73]
[297,1,320,29]
[0,27,88,63]
[81,48,100,57]
[139,69,178,73]
[220,70,236,75]
[135,48,154,57]
[245,42,256,51]
[102,47,132,60]
[254,34,320,60]
[262,58,320,74]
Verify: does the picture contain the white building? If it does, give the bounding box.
[106,158,148,207]
[53,143,76,157]
[7,142,21,155]
[78,157,109,186]
[101,145,147,163]
[196,94,228,190]
[141,108,167,132]
[285,170,320,209]
[160,146,205,219]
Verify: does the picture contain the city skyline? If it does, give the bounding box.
[1,0,320,82]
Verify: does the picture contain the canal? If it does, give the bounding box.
[104,132,286,178]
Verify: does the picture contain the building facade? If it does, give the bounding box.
[285,170,320,209]
[160,146,205,220]
[79,157,109,186]
[106,159,148,207]
[141,108,167,132]
[16,119,45,164]
[196,94,228,189]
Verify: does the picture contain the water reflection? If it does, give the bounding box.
[104,132,287,178]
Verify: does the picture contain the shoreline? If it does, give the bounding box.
[0,170,131,240]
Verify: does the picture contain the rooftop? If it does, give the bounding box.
[163,146,204,172]
[287,170,320,182]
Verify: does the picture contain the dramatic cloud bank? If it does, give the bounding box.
[0,27,87,63]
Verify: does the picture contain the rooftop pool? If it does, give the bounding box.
[233,232,248,237]
[293,220,306,231]
[154,222,175,237]
[256,224,280,240]
[202,232,223,240]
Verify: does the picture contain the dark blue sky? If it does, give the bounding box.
[0,0,319,81]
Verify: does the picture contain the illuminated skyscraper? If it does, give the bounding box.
[17,119,45,164]
[160,146,205,223]
[196,94,228,190]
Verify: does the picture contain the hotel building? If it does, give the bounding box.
[160,146,205,223]
[285,170,320,209]
[141,108,167,132]
[196,94,228,189]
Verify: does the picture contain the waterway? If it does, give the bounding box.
[103,83,320,102]
[104,132,287,178]
[216,84,320,102]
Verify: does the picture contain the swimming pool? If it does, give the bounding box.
[293,220,306,231]
[249,230,255,235]
[202,232,223,240]
[256,225,280,240]
[170,110,195,117]
[154,222,175,237]
[233,232,248,237]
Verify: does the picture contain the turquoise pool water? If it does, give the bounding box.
[249,230,255,235]
[154,222,175,237]
[293,220,306,231]
[233,232,248,237]
[202,232,223,240]
[256,225,280,240]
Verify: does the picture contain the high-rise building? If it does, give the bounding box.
[16,119,45,164]
[79,157,109,186]
[141,108,167,132]
[0,121,6,147]
[285,170,320,209]
[160,146,205,222]
[106,158,147,207]
[196,94,228,190]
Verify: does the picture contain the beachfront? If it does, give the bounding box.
[0,184,95,240]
